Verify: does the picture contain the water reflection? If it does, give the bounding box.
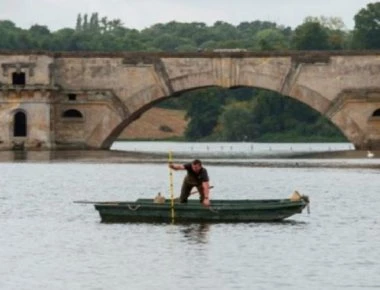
[0,150,141,162]
[265,220,309,227]
[1,150,54,162]
[13,150,27,161]
[179,223,210,244]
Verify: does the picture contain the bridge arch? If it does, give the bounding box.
[102,82,362,149]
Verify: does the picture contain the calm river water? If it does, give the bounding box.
[0,142,379,290]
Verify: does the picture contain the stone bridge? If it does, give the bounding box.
[0,50,380,150]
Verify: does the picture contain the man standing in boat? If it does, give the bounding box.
[169,159,210,206]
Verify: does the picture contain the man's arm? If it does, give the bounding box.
[202,181,210,198]
[202,181,210,206]
[169,163,185,170]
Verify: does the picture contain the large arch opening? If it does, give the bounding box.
[105,86,348,148]
[13,111,27,137]
[159,87,346,142]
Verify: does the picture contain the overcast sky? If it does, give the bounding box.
[0,0,375,31]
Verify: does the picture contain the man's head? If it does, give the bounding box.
[191,159,203,173]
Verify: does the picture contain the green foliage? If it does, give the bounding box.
[0,6,373,52]
[303,16,349,50]
[218,101,259,141]
[159,86,346,142]
[292,21,330,50]
[0,11,356,52]
[352,2,380,49]
[256,29,288,50]
[152,34,194,51]
[215,89,345,142]
[304,16,346,30]
[183,89,224,140]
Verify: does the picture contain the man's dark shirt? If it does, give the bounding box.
[183,163,209,183]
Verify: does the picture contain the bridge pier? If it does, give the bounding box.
[0,87,124,151]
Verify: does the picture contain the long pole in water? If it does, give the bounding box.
[169,150,175,223]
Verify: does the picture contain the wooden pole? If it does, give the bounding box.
[169,151,175,223]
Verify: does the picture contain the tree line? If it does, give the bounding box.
[0,2,379,141]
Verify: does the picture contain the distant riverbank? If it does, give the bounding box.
[1,147,379,169]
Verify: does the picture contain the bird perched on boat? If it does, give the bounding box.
[153,192,166,204]
[367,151,374,158]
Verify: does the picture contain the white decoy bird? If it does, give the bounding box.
[367,150,374,158]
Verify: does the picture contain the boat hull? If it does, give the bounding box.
[94,198,309,223]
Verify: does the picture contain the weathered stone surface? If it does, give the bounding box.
[0,51,380,150]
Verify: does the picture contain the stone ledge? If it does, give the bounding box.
[1,50,380,58]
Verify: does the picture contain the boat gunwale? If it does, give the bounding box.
[94,200,307,211]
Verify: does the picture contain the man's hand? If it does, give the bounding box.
[203,198,210,207]
[169,163,185,170]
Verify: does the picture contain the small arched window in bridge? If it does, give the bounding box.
[62,109,83,118]
[14,111,27,137]
[372,109,380,117]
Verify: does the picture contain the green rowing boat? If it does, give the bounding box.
[93,194,310,223]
